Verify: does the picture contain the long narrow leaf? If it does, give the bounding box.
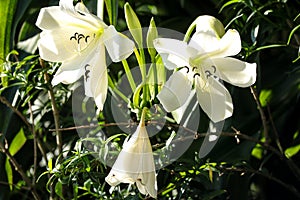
[8,128,27,156]
[104,0,118,26]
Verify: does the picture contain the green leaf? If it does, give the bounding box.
[146,17,158,60]
[285,145,300,158]
[132,83,144,108]
[55,181,64,199]
[0,0,18,86]
[0,0,17,63]
[124,3,143,48]
[287,24,300,45]
[5,159,13,190]
[219,0,241,13]
[104,0,118,26]
[4,128,27,190]
[8,128,27,156]
[259,89,272,107]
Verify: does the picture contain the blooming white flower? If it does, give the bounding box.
[35,0,134,110]
[154,15,256,123]
[105,113,157,198]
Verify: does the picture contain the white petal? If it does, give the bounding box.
[159,53,179,70]
[74,2,90,14]
[194,15,225,38]
[59,0,74,11]
[136,171,157,198]
[157,70,192,112]
[171,90,196,123]
[213,57,257,87]
[102,25,135,62]
[83,45,108,110]
[199,121,224,158]
[36,4,105,31]
[52,66,83,85]
[105,121,157,198]
[212,29,241,58]
[195,77,233,123]
[189,32,219,53]
[51,52,91,85]
[36,7,62,30]
[153,38,196,68]
[38,31,77,62]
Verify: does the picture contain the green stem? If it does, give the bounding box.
[40,59,62,154]
[183,21,196,42]
[139,48,149,105]
[134,48,142,68]
[134,47,149,107]
[122,60,136,91]
[140,107,148,126]
[151,58,158,97]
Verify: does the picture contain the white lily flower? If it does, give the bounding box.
[105,111,157,198]
[154,15,256,123]
[35,0,134,110]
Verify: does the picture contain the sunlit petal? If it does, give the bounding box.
[105,120,157,198]
[189,32,219,53]
[159,53,179,70]
[35,6,63,30]
[59,0,103,28]
[51,67,83,86]
[194,15,225,38]
[102,25,135,62]
[153,38,195,67]
[36,6,102,31]
[211,29,241,58]
[157,70,192,112]
[171,90,196,123]
[84,46,108,110]
[38,30,85,62]
[195,77,233,123]
[213,57,257,87]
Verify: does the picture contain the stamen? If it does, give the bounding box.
[84,64,91,82]
[193,73,200,78]
[211,65,216,73]
[70,32,78,41]
[85,36,90,43]
[77,34,85,44]
[182,66,189,73]
[192,67,197,71]
[205,70,212,79]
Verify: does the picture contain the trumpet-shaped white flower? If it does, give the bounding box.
[105,113,157,198]
[154,15,256,123]
[36,0,134,110]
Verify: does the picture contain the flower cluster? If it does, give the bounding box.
[36,0,134,110]
[154,15,256,123]
[36,0,256,198]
